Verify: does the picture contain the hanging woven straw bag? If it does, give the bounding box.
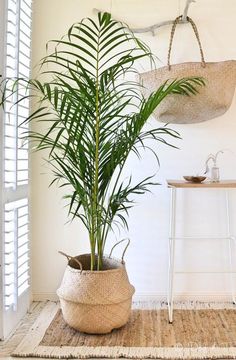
[140,15,236,124]
[57,240,135,334]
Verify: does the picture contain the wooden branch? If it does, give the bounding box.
[131,20,186,36]
[93,0,196,36]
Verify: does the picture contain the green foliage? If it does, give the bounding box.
[1,12,204,270]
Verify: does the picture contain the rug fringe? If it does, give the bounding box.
[132,300,236,309]
[12,345,236,359]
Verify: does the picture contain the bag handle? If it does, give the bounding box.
[108,238,130,264]
[59,251,83,273]
[167,15,206,70]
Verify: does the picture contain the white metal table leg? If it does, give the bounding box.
[168,187,176,323]
[225,189,236,304]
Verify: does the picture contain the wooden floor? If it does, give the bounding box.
[0,301,45,359]
[0,301,234,360]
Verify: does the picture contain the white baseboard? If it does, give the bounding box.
[132,291,233,302]
[33,291,234,302]
[33,292,59,301]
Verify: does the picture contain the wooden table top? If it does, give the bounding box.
[167,180,236,188]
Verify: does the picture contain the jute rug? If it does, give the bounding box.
[12,301,236,359]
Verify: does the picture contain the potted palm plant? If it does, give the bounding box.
[1,12,203,334]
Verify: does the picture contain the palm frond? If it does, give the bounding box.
[0,12,205,270]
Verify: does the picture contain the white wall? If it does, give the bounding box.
[31,0,236,301]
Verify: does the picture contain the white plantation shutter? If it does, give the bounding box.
[4,0,31,189]
[4,199,29,309]
[1,0,32,325]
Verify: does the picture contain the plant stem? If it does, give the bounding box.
[97,239,103,271]
[101,161,126,252]
[91,25,101,270]
[90,245,95,271]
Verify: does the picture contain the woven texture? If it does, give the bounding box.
[140,15,236,124]
[57,254,135,334]
[41,308,236,348]
[140,61,236,124]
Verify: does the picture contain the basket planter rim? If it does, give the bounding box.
[67,253,127,274]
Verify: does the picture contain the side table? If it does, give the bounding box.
[167,180,236,323]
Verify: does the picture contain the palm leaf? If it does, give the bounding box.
[0,12,205,270]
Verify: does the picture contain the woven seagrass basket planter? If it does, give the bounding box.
[57,254,135,334]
